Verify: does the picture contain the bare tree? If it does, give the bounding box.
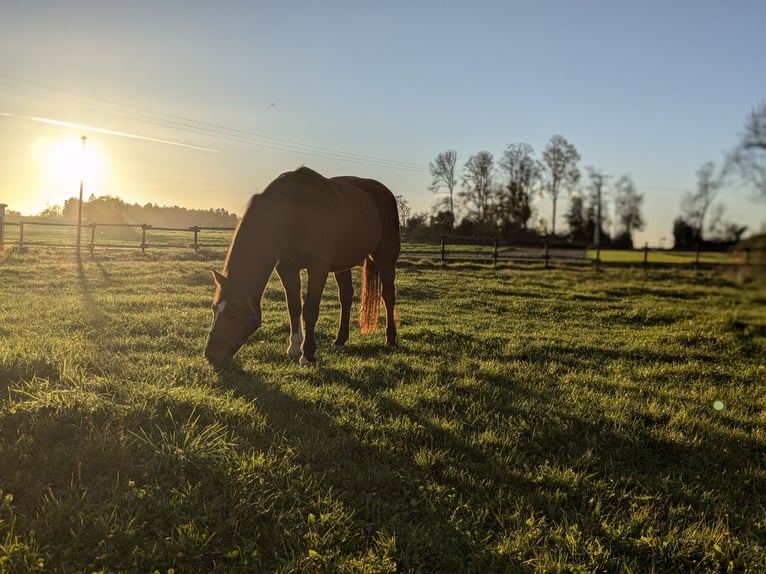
[497,143,540,231]
[613,174,645,246]
[459,151,495,230]
[682,161,721,240]
[394,195,411,233]
[542,135,580,235]
[730,103,766,197]
[428,150,459,230]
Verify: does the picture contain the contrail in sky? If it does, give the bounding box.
[0,111,220,153]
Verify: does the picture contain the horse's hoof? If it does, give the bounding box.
[287,334,303,358]
[299,355,316,367]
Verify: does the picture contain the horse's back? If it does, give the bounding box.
[258,168,398,270]
[330,175,400,262]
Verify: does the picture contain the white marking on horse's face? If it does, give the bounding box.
[211,300,227,330]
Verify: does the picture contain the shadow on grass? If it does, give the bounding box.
[209,348,766,571]
[215,361,533,571]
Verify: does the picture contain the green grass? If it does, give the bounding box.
[586,249,740,266]
[0,251,764,572]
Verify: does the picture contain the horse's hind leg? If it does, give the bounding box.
[379,262,397,347]
[333,270,353,349]
[276,263,303,358]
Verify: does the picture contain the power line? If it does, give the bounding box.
[0,74,429,173]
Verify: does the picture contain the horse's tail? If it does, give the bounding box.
[359,257,382,334]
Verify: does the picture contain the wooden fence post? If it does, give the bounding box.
[90,224,96,256]
[441,235,446,264]
[492,238,499,268]
[191,226,200,251]
[19,222,24,250]
[544,240,550,269]
[642,243,649,272]
[141,224,151,254]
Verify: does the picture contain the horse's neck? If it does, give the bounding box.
[225,193,292,297]
[224,228,280,300]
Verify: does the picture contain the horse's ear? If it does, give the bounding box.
[212,270,227,287]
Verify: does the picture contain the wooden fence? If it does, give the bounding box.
[2,221,233,254]
[1,219,761,271]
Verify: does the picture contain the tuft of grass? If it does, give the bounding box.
[0,251,764,572]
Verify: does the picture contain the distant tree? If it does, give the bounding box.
[62,197,79,222]
[672,217,700,250]
[84,195,128,225]
[542,135,580,235]
[706,204,748,244]
[681,161,721,241]
[4,208,23,222]
[395,195,411,233]
[565,195,589,242]
[459,151,495,232]
[428,150,459,230]
[404,212,428,237]
[497,143,539,231]
[613,174,644,247]
[730,102,766,197]
[429,210,455,235]
[37,205,63,220]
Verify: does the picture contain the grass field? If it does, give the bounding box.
[0,251,764,572]
[585,249,742,266]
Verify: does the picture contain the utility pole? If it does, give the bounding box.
[588,167,610,247]
[76,135,87,258]
[0,203,6,248]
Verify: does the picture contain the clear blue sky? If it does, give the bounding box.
[1,0,764,246]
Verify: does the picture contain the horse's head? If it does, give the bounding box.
[204,270,261,365]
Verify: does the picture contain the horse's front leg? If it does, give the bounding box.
[301,268,329,365]
[276,264,303,359]
[333,270,353,350]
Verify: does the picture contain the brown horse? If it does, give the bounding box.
[204,167,400,366]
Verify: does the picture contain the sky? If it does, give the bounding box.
[0,0,764,247]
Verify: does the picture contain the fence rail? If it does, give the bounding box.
[1,219,763,270]
[2,221,233,255]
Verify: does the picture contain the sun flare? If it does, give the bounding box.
[34,136,109,208]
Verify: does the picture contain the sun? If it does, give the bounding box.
[34,136,108,207]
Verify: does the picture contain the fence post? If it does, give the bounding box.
[141,224,151,254]
[90,224,96,256]
[492,238,499,268]
[441,235,446,264]
[642,243,649,272]
[544,240,550,269]
[0,204,6,248]
[595,244,602,270]
[191,226,200,251]
[19,222,24,250]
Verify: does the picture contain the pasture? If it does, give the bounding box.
[0,251,764,572]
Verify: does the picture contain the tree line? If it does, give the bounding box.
[408,103,766,249]
[7,195,238,229]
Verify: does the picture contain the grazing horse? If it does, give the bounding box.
[204,166,400,366]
